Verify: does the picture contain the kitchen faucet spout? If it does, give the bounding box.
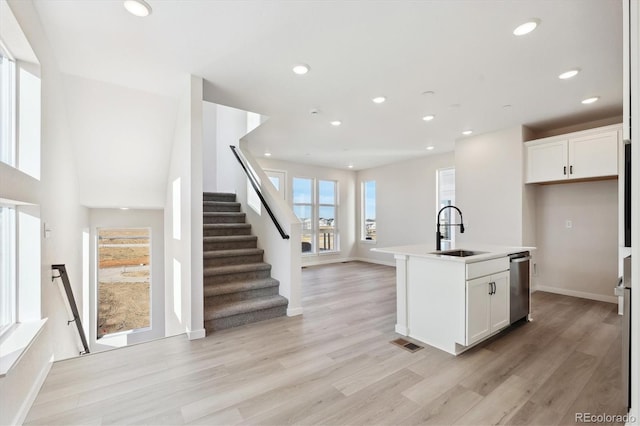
[436,205,465,251]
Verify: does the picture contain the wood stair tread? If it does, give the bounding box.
[204,295,288,320]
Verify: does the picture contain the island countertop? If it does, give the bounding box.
[372,243,536,263]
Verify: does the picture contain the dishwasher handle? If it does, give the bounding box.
[510,256,531,263]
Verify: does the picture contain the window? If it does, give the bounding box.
[293,177,339,254]
[0,206,16,337]
[437,168,456,242]
[318,180,337,252]
[362,180,376,241]
[293,178,314,253]
[0,52,16,167]
[97,228,151,338]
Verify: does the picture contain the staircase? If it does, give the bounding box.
[203,192,288,333]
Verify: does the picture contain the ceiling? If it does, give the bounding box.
[32,0,622,172]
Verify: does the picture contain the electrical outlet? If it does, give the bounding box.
[565,220,573,229]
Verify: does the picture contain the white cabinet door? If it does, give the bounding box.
[526,140,568,183]
[568,130,619,179]
[489,271,510,332]
[466,276,491,345]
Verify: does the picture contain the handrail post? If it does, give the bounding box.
[229,145,290,239]
[52,264,90,355]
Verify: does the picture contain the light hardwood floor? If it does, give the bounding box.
[25,261,626,425]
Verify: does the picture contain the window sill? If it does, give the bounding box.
[0,318,47,377]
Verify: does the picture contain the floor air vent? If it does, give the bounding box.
[391,338,423,353]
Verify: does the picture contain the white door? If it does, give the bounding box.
[526,140,568,183]
[466,276,491,345]
[264,170,286,200]
[568,130,619,179]
[489,271,510,332]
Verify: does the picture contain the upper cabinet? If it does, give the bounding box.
[525,124,621,184]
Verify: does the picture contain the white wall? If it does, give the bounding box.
[202,101,217,192]
[355,152,455,265]
[87,208,166,352]
[455,126,528,246]
[257,157,357,267]
[534,180,618,302]
[1,1,89,423]
[215,104,248,194]
[164,75,204,340]
[61,74,177,209]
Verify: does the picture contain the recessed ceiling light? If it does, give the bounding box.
[422,115,435,121]
[120,207,130,210]
[347,163,354,169]
[426,146,435,151]
[559,69,580,80]
[513,19,540,36]
[462,130,473,136]
[123,0,152,17]
[264,151,272,157]
[372,96,386,104]
[292,64,310,75]
[581,96,599,104]
[330,120,342,126]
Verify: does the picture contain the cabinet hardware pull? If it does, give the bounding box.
[488,283,493,295]
[492,282,496,294]
[570,165,573,174]
[563,166,567,175]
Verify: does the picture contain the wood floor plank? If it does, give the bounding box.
[23,262,626,426]
[529,350,600,415]
[398,385,483,425]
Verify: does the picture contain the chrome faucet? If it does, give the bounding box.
[436,205,465,251]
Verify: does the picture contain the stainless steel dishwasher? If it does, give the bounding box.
[509,251,531,323]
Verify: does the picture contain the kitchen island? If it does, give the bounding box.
[373,244,534,355]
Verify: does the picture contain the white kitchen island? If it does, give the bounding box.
[373,244,534,355]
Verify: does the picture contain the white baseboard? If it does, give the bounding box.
[534,285,618,304]
[186,328,206,340]
[395,324,408,335]
[14,354,53,426]
[287,307,303,316]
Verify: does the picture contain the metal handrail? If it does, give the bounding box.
[229,145,290,239]
[51,264,90,355]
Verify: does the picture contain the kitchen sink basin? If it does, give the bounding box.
[430,249,487,257]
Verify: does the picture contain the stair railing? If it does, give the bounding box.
[229,145,290,239]
[51,264,90,355]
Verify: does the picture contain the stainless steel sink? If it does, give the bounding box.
[430,249,487,257]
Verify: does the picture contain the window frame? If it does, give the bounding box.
[361,180,377,243]
[0,205,17,338]
[96,227,152,339]
[0,50,17,168]
[317,179,339,253]
[436,167,456,243]
[292,177,315,254]
[292,177,340,255]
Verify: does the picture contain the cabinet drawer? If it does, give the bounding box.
[466,257,509,280]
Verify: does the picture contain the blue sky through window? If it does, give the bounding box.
[364,181,376,220]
